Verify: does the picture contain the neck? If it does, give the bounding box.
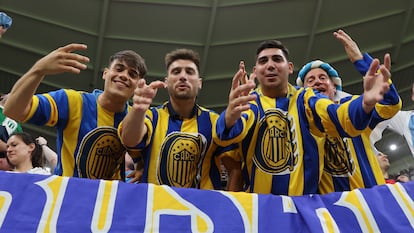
[382,170,389,179]
[169,98,196,119]
[14,161,34,173]
[98,93,126,112]
[261,85,288,99]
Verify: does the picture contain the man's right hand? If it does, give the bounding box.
[31,43,90,76]
[225,61,256,128]
[333,29,363,63]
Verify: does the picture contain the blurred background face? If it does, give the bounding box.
[6,135,34,167]
[397,174,410,182]
[303,68,336,100]
[376,152,390,170]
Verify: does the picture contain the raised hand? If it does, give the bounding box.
[225,61,256,128]
[32,43,90,76]
[362,53,391,112]
[333,29,363,63]
[131,79,166,112]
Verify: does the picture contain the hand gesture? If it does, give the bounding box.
[333,29,363,63]
[36,136,47,146]
[225,61,257,128]
[32,43,90,76]
[131,79,166,112]
[362,54,391,112]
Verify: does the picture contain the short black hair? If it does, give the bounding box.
[255,40,290,61]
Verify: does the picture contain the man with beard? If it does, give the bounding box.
[119,48,241,191]
[4,44,147,180]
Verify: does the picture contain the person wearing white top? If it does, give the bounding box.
[370,83,414,157]
[6,132,51,175]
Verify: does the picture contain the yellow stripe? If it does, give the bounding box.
[23,96,40,122]
[61,90,83,176]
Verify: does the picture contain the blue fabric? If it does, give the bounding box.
[353,53,373,76]
[0,12,12,29]
[0,171,413,232]
[409,114,414,150]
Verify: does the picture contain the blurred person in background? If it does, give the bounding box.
[0,94,23,166]
[35,136,57,172]
[376,151,395,184]
[6,132,51,175]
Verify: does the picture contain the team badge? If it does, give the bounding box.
[254,109,298,174]
[323,136,354,176]
[76,126,125,179]
[157,132,207,188]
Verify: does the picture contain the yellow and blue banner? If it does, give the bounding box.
[0,171,413,232]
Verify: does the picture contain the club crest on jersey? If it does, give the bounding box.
[323,136,355,176]
[254,109,298,174]
[76,126,125,179]
[157,132,207,188]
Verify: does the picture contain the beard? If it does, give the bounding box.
[168,85,199,100]
[170,91,193,100]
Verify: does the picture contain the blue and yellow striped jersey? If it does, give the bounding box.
[215,83,375,196]
[121,102,239,190]
[24,89,129,179]
[318,84,402,193]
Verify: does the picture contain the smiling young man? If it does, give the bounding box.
[4,44,147,180]
[119,48,241,191]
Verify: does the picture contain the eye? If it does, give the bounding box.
[257,57,268,64]
[186,68,196,75]
[129,70,139,79]
[320,75,328,81]
[170,68,181,75]
[271,55,283,62]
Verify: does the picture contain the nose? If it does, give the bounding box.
[119,69,130,81]
[178,70,188,81]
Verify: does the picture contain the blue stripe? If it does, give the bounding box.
[352,136,377,187]
[142,107,160,183]
[297,91,320,194]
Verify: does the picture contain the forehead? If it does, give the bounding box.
[110,59,137,70]
[257,48,286,60]
[168,59,198,71]
[8,135,21,142]
[304,68,329,79]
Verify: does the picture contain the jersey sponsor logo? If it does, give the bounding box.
[76,126,124,179]
[157,132,207,188]
[254,109,298,174]
[323,135,355,176]
[2,118,19,135]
